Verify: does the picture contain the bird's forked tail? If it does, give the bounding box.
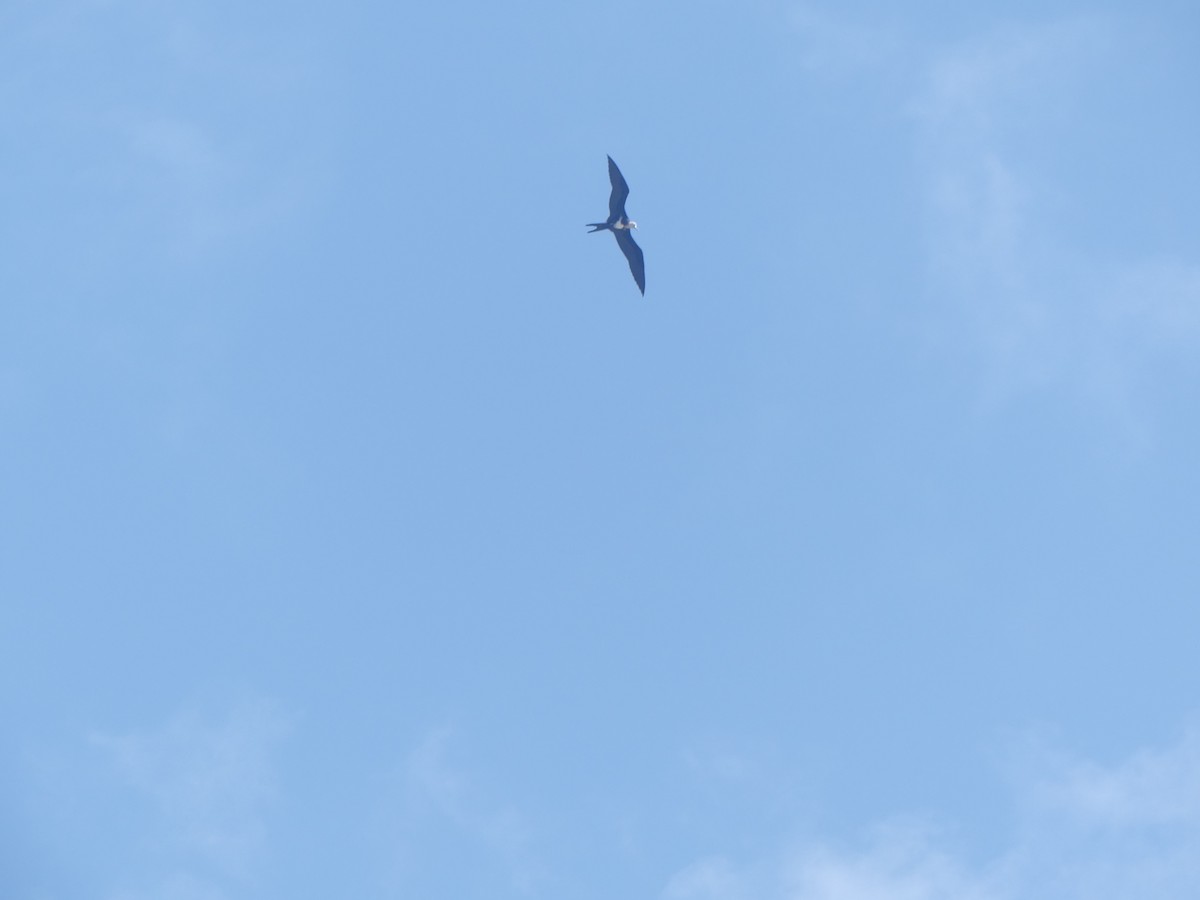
[586,222,610,232]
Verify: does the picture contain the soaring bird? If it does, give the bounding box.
[587,156,645,295]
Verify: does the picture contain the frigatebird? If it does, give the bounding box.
[587,156,645,295]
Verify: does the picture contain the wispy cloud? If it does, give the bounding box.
[907,14,1200,421]
[90,698,292,896]
[394,727,545,894]
[664,726,1200,900]
[1027,727,1200,828]
[107,871,233,900]
[789,6,1199,426]
[913,17,1111,129]
[666,856,749,900]
[5,1,332,261]
[790,5,901,75]
[910,17,1105,383]
[667,822,1004,900]
[122,115,234,250]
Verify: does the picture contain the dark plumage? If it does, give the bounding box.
[586,156,645,295]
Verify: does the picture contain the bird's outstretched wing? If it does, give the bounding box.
[607,155,630,223]
[615,228,645,295]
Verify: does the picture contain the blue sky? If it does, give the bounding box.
[3,1,1200,897]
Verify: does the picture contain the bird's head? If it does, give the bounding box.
[627,220,638,229]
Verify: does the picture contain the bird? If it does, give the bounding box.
[587,155,645,295]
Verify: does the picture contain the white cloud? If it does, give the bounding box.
[664,727,1200,900]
